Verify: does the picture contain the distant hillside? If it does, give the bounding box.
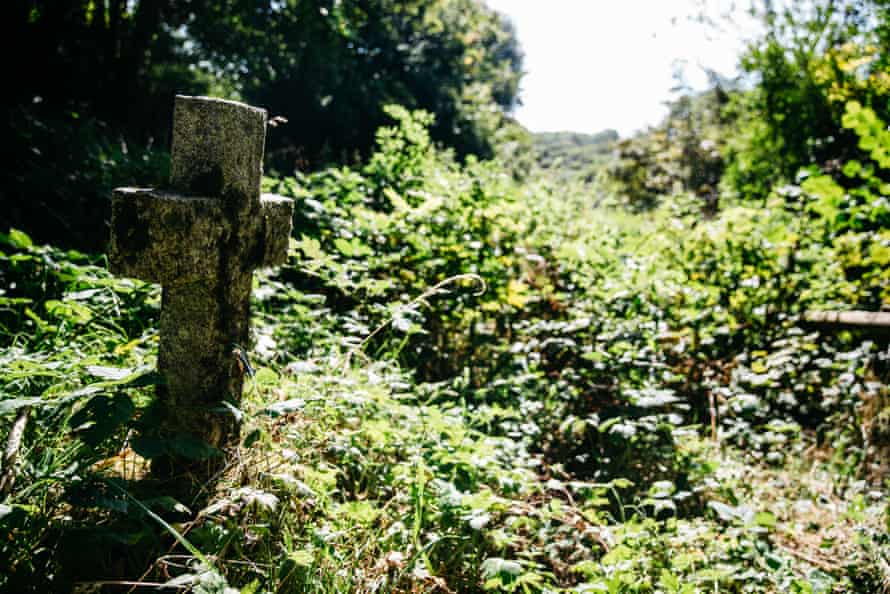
[532,129,619,180]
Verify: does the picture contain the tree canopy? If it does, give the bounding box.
[3,0,523,248]
[8,0,523,167]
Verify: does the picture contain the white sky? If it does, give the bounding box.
[486,0,755,137]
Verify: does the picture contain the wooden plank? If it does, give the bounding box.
[802,310,890,335]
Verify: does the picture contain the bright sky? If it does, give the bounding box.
[486,0,755,137]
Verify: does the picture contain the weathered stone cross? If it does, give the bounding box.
[109,96,293,458]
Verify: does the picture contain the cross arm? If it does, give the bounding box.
[109,188,230,284]
[258,193,294,268]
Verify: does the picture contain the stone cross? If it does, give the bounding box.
[109,96,293,457]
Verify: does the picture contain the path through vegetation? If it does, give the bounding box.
[1,107,887,592]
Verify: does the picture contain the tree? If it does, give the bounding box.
[606,87,728,212]
[2,0,525,249]
[4,1,215,141]
[722,0,890,198]
[188,0,524,169]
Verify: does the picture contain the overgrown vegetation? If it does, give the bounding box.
[1,0,889,592]
[2,100,888,591]
[532,130,618,182]
[607,0,889,213]
[3,0,525,249]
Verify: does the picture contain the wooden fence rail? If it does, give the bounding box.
[802,310,890,337]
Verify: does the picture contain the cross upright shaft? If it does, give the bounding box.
[109,96,293,455]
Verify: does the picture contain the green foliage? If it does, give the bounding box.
[1,106,170,250]
[0,230,166,590]
[843,101,890,170]
[251,113,886,590]
[6,1,214,138]
[608,1,889,212]
[3,24,890,592]
[532,130,618,182]
[797,100,890,308]
[3,0,526,251]
[189,0,524,169]
[364,105,437,200]
[722,0,890,199]
[607,89,728,212]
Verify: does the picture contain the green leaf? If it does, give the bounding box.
[124,371,164,388]
[6,228,33,249]
[754,511,777,528]
[392,312,416,333]
[481,557,522,579]
[608,478,635,490]
[708,500,738,522]
[24,307,55,333]
[288,549,314,567]
[130,435,167,459]
[0,297,33,306]
[45,300,93,324]
[216,401,243,423]
[659,569,681,592]
[243,428,262,448]
[842,159,862,178]
[264,398,305,417]
[802,174,845,219]
[85,365,134,381]
[105,479,213,569]
[0,397,42,416]
[254,367,278,386]
[334,237,355,257]
[0,503,31,525]
[70,393,135,446]
[141,496,191,515]
[297,236,324,260]
[601,544,634,566]
[79,366,160,393]
[765,552,784,570]
[168,434,221,460]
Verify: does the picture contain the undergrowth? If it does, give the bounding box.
[0,108,888,593]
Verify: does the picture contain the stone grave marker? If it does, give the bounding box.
[109,96,293,467]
